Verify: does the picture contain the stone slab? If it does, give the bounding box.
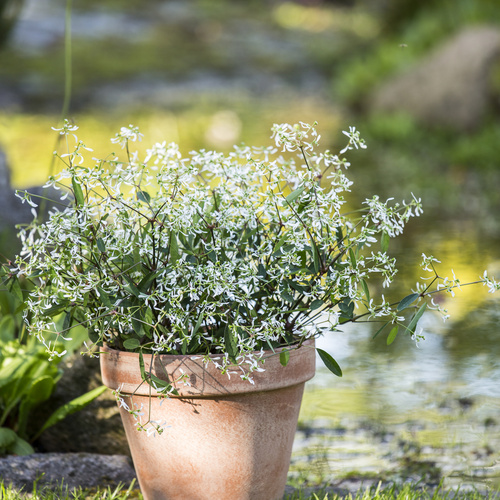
[0,453,136,491]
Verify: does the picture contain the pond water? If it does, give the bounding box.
[292,228,500,494]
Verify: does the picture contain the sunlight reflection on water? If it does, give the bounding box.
[296,291,500,491]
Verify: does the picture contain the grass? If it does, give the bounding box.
[0,480,498,500]
[0,479,141,499]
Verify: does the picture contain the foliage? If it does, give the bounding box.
[11,119,499,394]
[0,264,106,456]
[0,338,60,455]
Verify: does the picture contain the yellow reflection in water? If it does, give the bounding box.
[404,230,499,323]
[0,102,342,189]
[299,386,369,423]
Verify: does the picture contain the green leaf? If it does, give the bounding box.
[349,248,357,267]
[169,233,180,265]
[146,372,178,396]
[97,287,112,308]
[62,310,73,332]
[407,303,427,334]
[272,234,288,256]
[139,351,146,380]
[397,293,420,312]
[316,348,342,377]
[143,308,154,338]
[311,239,321,274]
[224,325,238,364]
[132,314,146,338]
[0,357,28,390]
[123,338,141,350]
[336,227,344,250]
[96,238,106,253]
[338,299,354,322]
[280,291,295,304]
[192,312,204,335]
[137,190,151,203]
[257,263,267,279]
[280,349,290,367]
[310,299,323,310]
[27,376,54,405]
[2,375,36,410]
[34,385,107,441]
[381,231,390,253]
[289,280,308,293]
[8,435,34,456]
[0,428,16,448]
[372,321,390,339]
[207,249,217,263]
[17,376,55,439]
[138,269,162,293]
[9,279,23,305]
[386,326,399,345]
[43,303,69,317]
[285,185,306,204]
[71,177,85,206]
[0,316,15,342]
[361,279,370,303]
[123,276,141,298]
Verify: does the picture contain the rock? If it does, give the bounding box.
[0,149,31,255]
[0,147,71,255]
[0,148,37,230]
[370,26,500,131]
[33,354,130,456]
[0,149,10,193]
[0,453,136,491]
[0,149,29,228]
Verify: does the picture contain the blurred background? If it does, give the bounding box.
[1,0,500,493]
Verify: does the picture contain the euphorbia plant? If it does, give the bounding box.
[12,120,499,391]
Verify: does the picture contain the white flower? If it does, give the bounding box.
[340,126,367,154]
[110,125,144,149]
[482,271,500,293]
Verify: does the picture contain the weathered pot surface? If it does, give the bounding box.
[100,339,316,397]
[100,339,316,500]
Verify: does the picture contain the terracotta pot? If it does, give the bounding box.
[100,340,316,500]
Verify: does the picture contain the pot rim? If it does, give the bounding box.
[100,338,316,398]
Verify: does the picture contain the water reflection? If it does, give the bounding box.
[294,236,500,491]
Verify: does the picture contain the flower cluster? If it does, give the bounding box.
[12,120,495,379]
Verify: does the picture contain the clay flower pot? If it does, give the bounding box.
[100,340,316,500]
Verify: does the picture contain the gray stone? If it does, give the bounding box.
[0,453,136,491]
[0,149,32,255]
[0,149,28,228]
[0,148,50,228]
[0,147,71,255]
[370,26,500,131]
